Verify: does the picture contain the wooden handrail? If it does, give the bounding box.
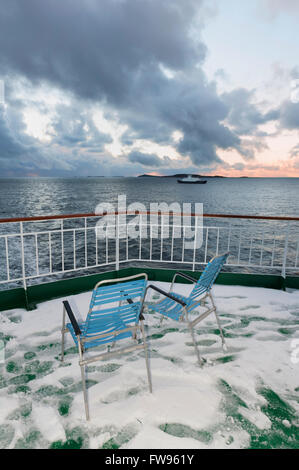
[0,211,299,223]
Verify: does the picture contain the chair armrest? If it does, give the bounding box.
[147,285,186,307]
[125,296,145,321]
[63,300,81,336]
[174,272,198,283]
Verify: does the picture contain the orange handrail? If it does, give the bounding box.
[0,211,299,223]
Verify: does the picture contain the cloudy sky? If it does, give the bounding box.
[1,0,299,177]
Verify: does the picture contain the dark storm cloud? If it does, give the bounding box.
[159,78,240,164]
[0,92,116,175]
[0,0,204,104]
[221,89,279,136]
[127,151,170,167]
[0,0,240,171]
[279,101,299,129]
[0,0,285,175]
[50,104,113,150]
[120,73,242,166]
[0,105,25,159]
[0,103,47,173]
[0,106,68,174]
[290,143,299,158]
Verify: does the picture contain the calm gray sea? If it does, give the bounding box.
[0,177,298,285]
[0,177,299,218]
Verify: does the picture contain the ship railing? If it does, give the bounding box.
[0,212,298,291]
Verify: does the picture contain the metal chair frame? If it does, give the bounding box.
[146,253,229,366]
[61,273,152,420]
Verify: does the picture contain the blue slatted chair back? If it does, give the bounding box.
[188,252,229,302]
[82,276,147,346]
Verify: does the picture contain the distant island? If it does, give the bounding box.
[138,173,226,178]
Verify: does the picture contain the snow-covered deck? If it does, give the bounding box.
[0,282,298,449]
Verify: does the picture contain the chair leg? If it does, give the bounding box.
[61,307,66,362]
[61,331,65,362]
[78,339,90,421]
[209,293,227,352]
[108,340,117,351]
[140,320,153,393]
[80,363,90,421]
[132,324,139,342]
[188,322,203,367]
[183,306,202,366]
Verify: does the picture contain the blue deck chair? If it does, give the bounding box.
[146,253,229,366]
[61,273,152,420]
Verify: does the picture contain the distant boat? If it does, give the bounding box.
[177,175,207,184]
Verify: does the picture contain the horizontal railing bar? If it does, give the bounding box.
[0,224,228,237]
[0,211,298,288]
[0,226,99,238]
[0,211,299,224]
[0,223,294,239]
[129,258,293,269]
[1,259,296,285]
[0,213,97,223]
[0,261,119,284]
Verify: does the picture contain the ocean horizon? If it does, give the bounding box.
[1,176,298,219]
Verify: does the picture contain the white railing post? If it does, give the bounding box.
[95,226,98,266]
[20,221,27,291]
[149,224,152,261]
[281,221,290,279]
[192,215,199,271]
[160,214,164,261]
[182,226,185,262]
[295,239,299,269]
[35,233,39,276]
[61,220,64,272]
[49,231,52,273]
[84,217,87,267]
[227,222,232,252]
[115,213,119,271]
[204,227,209,264]
[139,213,142,261]
[5,236,10,281]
